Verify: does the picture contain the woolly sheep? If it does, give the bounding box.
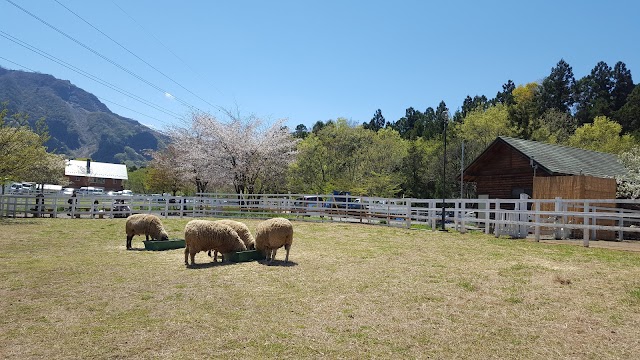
[125,214,170,249]
[184,219,247,266]
[207,219,255,260]
[255,217,294,263]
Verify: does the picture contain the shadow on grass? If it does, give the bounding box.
[257,259,299,267]
[186,260,243,269]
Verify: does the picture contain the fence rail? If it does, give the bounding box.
[2,193,640,247]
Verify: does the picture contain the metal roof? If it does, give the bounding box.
[497,136,627,178]
[65,160,128,180]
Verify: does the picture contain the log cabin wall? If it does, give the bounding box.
[469,141,546,199]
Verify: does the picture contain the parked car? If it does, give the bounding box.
[111,199,131,218]
[325,191,365,209]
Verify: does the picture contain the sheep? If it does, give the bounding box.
[125,214,169,249]
[184,219,247,266]
[207,219,256,260]
[255,217,294,263]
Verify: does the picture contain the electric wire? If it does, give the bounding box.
[0,55,169,125]
[5,0,201,113]
[111,0,227,106]
[53,0,222,112]
[0,30,182,123]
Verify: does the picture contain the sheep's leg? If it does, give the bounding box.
[190,252,196,265]
[207,250,212,257]
[284,244,291,263]
[270,249,277,263]
[145,234,150,241]
[126,235,133,250]
[184,246,189,266]
[213,251,219,263]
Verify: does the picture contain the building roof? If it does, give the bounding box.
[475,136,627,178]
[65,160,128,180]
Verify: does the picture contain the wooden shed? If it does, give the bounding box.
[463,137,626,200]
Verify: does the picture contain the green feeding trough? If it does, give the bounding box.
[143,239,185,251]
[223,250,266,262]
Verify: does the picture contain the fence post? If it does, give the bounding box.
[554,197,562,239]
[460,199,467,234]
[583,201,590,247]
[405,199,411,229]
[618,209,624,241]
[534,199,540,242]
[484,199,491,235]
[494,200,501,237]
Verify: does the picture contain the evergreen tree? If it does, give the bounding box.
[421,107,440,140]
[614,85,640,134]
[611,61,634,112]
[538,59,575,114]
[364,109,386,132]
[575,61,614,124]
[293,124,309,139]
[494,80,516,106]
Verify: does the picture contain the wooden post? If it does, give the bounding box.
[494,200,501,237]
[534,199,540,242]
[583,201,590,247]
[405,199,411,229]
[460,199,467,234]
[618,209,624,241]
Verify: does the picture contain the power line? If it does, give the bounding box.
[4,0,201,113]
[0,54,171,125]
[53,0,223,112]
[0,30,182,123]
[0,54,168,124]
[111,0,227,107]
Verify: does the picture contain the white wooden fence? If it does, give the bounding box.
[2,192,640,247]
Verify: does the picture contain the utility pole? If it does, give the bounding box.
[441,115,448,231]
[460,140,465,199]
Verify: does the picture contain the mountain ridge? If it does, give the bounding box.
[0,67,167,166]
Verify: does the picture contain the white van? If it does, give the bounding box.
[77,186,105,196]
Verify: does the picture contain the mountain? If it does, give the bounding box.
[0,67,168,166]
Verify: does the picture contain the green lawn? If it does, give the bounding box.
[1,218,639,359]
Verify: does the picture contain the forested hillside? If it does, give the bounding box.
[0,67,166,166]
[286,59,639,199]
[64,59,640,199]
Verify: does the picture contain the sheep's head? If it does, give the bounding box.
[159,230,169,241]
[248,242,256,250]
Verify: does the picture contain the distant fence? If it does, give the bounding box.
[2,192,640,247]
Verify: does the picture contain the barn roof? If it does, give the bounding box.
[465,137,627,179]
[65,160,128,180]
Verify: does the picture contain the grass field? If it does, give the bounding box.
[1,218,639,359]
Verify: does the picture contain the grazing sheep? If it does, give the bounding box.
[207,219,256,260]
[255,217,294,263]
[125,214,169,250]
[184,220,247,266]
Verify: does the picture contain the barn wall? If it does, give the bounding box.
[533,175,616,239]
[472,142,539,199]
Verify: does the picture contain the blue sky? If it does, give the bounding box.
[0,0,638,131]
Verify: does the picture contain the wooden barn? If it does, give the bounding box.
[462,136,627,200]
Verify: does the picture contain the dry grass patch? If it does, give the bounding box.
[1,218,639,359]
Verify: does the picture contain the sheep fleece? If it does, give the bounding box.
[125,214,169,240]
[255,217,293,251]
[184,220,247,262]
[214,219,255,249]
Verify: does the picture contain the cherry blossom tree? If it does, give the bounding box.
[616,146,640,199]
[166,111,297,195]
